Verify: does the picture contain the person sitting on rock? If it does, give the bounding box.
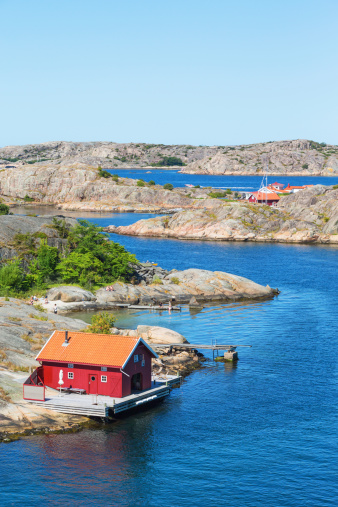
[44,296,48,304]
[53,304,58,314]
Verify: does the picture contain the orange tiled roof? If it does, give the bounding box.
[251,191,280,201]
[36,331,152,368]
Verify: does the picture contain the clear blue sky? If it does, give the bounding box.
[1,0,338,147]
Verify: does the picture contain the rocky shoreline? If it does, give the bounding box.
[1,138,338,176]
[106,185,338,244]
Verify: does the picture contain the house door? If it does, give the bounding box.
[88,374,98,394]
[131,373,142,391]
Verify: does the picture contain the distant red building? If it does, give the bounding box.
[248,191,280,206]
[270,182,284,190]
[25,331,158,399]
[284,184,313,192]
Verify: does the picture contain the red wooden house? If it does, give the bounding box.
[248,191,280,206]
[24,331,158,400]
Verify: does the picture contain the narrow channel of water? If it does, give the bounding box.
[2,193,337,506]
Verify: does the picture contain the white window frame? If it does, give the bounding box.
[101,375,107,383]
[68,372,74,379]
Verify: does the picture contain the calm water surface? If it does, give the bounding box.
[106,168,338,189]
[2,207,337,505]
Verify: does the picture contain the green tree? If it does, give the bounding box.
[62,220,138,285]
[0,204,9,215]
[137,180,145,187]
[98,166,112,178]
[23,195,34,202]
[36,240,59,284]
[148,180,155,186]
[163,183,174,190]
[159,156,184,166]
[87,312,116,334]
[56,251,105,287]
[46,217,70,238]
[0,259,25,293]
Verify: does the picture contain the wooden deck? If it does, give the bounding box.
[151,343,252,350]
[27,374,181,418]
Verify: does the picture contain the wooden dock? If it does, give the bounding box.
[26,374,181,418]
[150,343,252,350]
[111,303,181,311]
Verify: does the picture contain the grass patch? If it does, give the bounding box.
[152,275,163,285]
[170,276,180,285]
[29,313,48,321]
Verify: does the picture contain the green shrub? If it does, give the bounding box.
[152,275,163,285]
[98,166,112,178]
[137,180,145,187]
[23,195,34,202]
[208,191,228,198]
[46,217,70,239]
[29,313,48,321]
[34,303,46,312]
[333,184,338,189]
[0,260,25,292]
[170,276,180,285]
[0,203,9,215]
[302,163,309,169]
[148,180,155,186]
[87,312,116,334]
[158,157,184,166]
[163,183,174,191]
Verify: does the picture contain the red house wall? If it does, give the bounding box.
[42,362,123,397]
[41,342,153,398]
[124,343,153,395]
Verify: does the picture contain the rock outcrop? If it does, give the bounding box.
[0,215,77,261]
[109,185,338,244]
[47,286,96,303]
[0,163,195,212]
[96,268,275,305]
[0,298,89,435]
[183,139,338,176]
[109,325,202,375]
[0,299,201,436]
[1,139,337,175]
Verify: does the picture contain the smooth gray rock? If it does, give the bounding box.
[47,286,96,302]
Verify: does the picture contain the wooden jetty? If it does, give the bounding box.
[112,303,181,311]
[150,342,252,361]
[26,374,181,418]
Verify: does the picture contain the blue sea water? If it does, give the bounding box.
[106,167,338,190]
[1,197,338,505]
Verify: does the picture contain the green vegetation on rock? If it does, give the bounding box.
[86,312,116,334]
[0,219,138,296]
[0,203,9,215]
[158,156,184,166]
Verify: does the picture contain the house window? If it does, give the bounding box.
[142,360,145,367]
[101,366,107,371]
[68,364,74,368]
[134,354,139,362]
[68,372,74,379]
[101,375,107,383]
